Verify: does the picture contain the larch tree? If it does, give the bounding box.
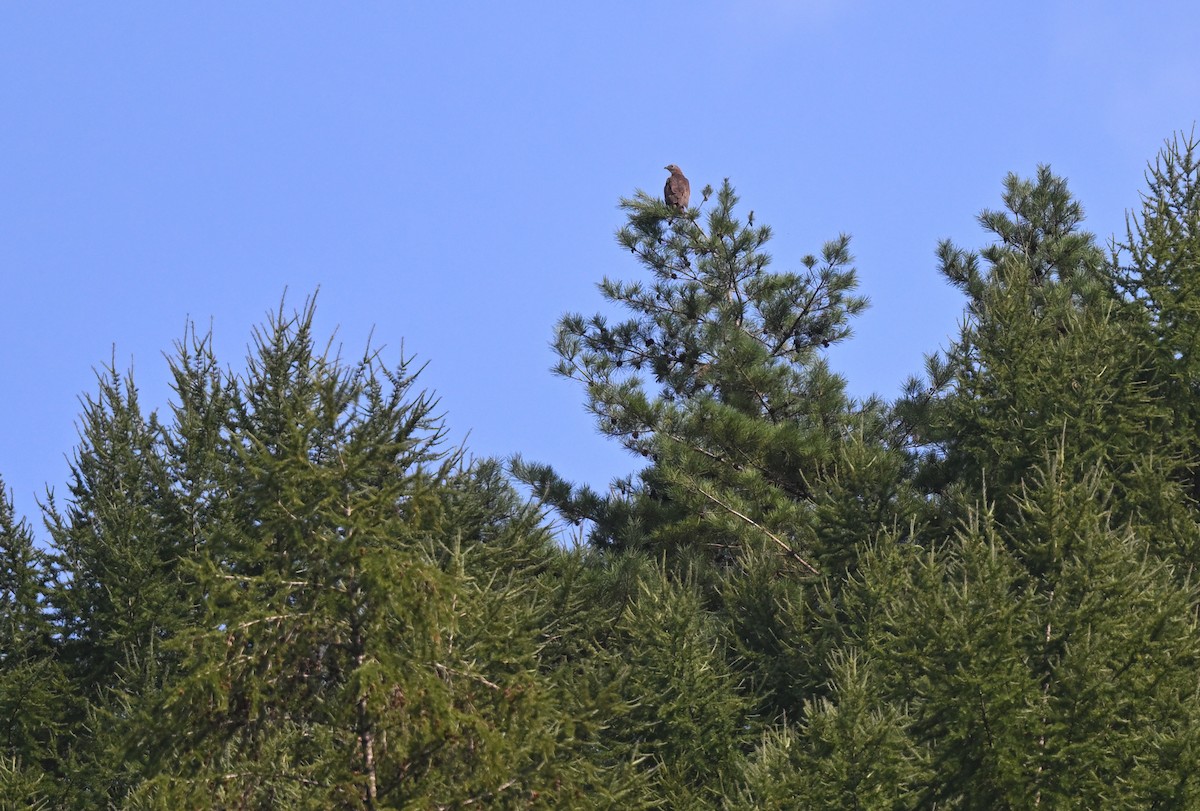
[897,166,1195,559]
[835,166,1200,805]
[0,479,69,808]
[42,361,196,806]
[129,300,653,809]
[1114,131,1200,551]
[819,455,1200,807]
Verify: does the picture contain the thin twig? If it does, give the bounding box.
[433,662,502,692]
[690,485,818,574]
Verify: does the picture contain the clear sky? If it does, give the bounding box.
[2,2,1198,531]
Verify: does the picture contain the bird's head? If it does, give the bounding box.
[665,164,681,174]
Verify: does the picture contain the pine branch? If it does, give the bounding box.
[688,484,818,575]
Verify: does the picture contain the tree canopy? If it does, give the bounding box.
[6,135,1200,808]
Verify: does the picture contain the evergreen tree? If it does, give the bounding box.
[130,301,454,807]
[515,176,933,752]
[590,561,748,805]
[832,455,1200,807]
[516,179,869,575]
[418,505,657,810]
[15,138,1200,806]
[161,323,241,566]
[736,650,930,810]
[771,164,1200,807]
[1114,131,1200,513]
[41,360,195,805]
[898,166,1196,559]
[510,545,753,808]
[0,479,68,808]
[130,301,653,808]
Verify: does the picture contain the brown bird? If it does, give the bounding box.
[664,164,690,213]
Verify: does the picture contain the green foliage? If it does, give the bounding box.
[1115,131,1200,508]
[599,567,748,803]
[0,480,69,809]
[0,756,53,811]
[9,137,1200,806]
[904,166,1111,491]
[107,300,661,808]
[34,361,196,805]
[736,650,930,810]
[46,362,189,685]
[127,303,540,807]
[517,179,869,574]
[900,165,1199,563]
[829,456,1200,807]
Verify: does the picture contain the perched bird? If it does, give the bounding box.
[664,164,690,213]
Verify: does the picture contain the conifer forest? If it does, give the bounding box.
[8,134,1200,808]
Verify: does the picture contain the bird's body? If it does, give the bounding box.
[664,164,690,213]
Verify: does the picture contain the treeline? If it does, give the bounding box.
[4,134,1200,808]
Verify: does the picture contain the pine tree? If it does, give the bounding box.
[516,178,871,578]
[162,323,241,564]
[515,176,932,756]
[20,139,1200,806]
[587,562,749,805]
[417,511,658,809]
[518,547,753,808]
[783,163,1200,808]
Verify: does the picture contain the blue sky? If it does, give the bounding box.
[2,2,1198,530]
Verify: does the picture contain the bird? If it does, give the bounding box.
[664,164,690,213]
